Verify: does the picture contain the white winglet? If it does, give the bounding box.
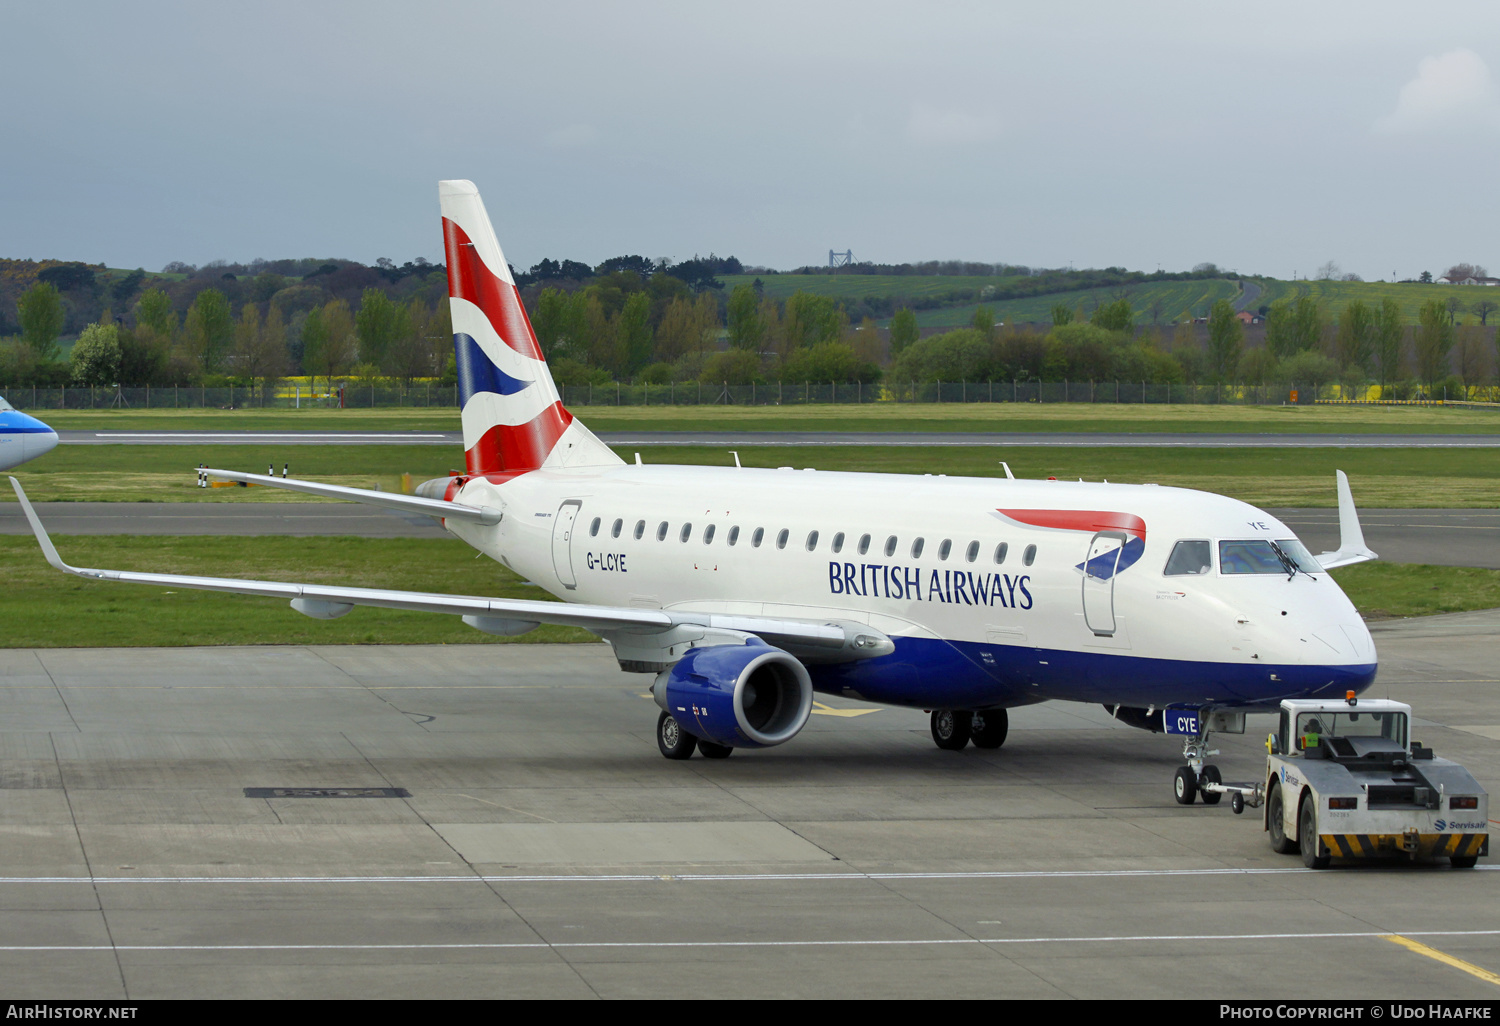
[1315,470,1378,570]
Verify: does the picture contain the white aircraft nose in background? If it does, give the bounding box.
[0,396,58,471]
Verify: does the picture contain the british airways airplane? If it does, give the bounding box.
[9,181,1380,800]
[0,394,58,471]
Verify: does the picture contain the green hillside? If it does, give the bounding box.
[909,280,1243,328]
[1252,278,1494,323]
[719,273,1023,300]
[722,272,1496,330]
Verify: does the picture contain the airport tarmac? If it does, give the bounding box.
[56,429,1500,448]
[0,613,1496,999]
[3,503,1496,568]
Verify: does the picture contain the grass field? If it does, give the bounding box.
[5,440,1497,507]
[0,535,591,647]
[34,402,1500,435]
[0,532,1489,646]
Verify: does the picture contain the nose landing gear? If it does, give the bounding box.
[1170,707,1261,812]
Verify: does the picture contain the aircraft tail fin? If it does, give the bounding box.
[438,180,620,476]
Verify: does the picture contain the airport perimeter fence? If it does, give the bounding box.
[3,380,1489,410]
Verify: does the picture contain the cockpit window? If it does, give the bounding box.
[1275,538,1323,573]
[1219,539,1323,575]
[1218,539,1323,576]
[1163,540,1212,576]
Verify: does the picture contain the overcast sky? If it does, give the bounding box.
[3,2,1498,280]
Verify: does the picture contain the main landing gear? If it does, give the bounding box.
[929,709,1009,751]
[656,712,734,760]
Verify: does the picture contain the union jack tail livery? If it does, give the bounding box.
[439,180,619,477]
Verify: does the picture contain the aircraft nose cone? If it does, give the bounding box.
[26,428,59,462]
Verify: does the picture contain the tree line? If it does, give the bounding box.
[5,250,1495,399]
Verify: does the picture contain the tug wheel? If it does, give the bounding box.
[1299,795,1330,869]
[1267,782,1297,854]
[1173,765,1197,805]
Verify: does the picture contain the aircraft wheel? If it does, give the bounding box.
[698,740,734,759]
[1299,796,1330,869]
[657,712,698,760]
[1267,782,1297,854]
[971,709,1009,749]
[1173,765,1197,804]
[931,710,972,750]
[1198,764,1223,805]
[1450,856,1478,869]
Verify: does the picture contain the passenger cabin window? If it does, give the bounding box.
[589,517,601,537]
[703,524,715,544]
[858,534,871,555]
[994,542,1008,564]
[831,532,845,554]
[937,539,952,561]
[752,527,764,547]
[1023,544,1037,566]
[680,523,693,543]
[612,519,623,539]
[884,535,898,557]
[634,520,645,540]
[727,526,739,546]
[657,521,669,541]
[1163,540,1212,576]
[806,530,819,552]
[911,537,925,559]
[966,541,980,563]
[776,529,789,550]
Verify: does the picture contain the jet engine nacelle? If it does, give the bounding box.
[652,639,814,749]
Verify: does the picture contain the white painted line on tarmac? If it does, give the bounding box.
[3,928,1500,954]
[6,865,1495,885]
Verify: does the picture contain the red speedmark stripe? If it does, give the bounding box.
[465,402,574,475]
[997,509,1146,540]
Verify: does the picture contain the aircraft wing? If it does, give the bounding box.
[9,478,890,662]
[201,467,501,524]
[1314,470,1378,570]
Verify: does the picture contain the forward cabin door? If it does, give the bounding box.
[1082,530,1125,636]
[552,500,582,590]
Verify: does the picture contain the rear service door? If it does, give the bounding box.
[552,500,582,590]
[1082,530,1124,636]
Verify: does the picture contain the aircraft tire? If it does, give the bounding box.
[1267,782,1297,854]
[1299,796,1330,869]
[1173,765,1197,804]
[970,709,1009,749]
[657,712,698,760]
[1199,764,1223,805]
[698,740,734,759]
[931,710,972,751]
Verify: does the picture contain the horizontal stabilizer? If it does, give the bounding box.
[202,468,502,524]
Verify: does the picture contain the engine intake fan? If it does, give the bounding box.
[652,639,814,749]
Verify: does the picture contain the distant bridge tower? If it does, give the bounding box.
[829,249,853,269]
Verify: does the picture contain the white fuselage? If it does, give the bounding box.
[443,463,1377,713]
